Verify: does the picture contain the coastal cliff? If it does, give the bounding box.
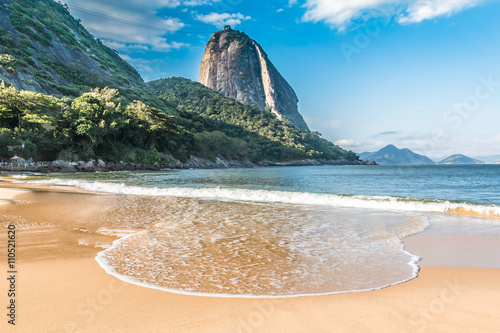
[199,27,309,130]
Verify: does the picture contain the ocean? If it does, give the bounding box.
[19,165,500,297]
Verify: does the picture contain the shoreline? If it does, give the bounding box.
[1,183,500,332]
[8,175,500,221]
[0,156,374,174]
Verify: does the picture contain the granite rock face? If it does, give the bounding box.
[199,28,309,130]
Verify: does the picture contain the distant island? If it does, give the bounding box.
[476,155,500,164]
[358,145,435,165]
[358,145,494,166]
[437,154,484,165]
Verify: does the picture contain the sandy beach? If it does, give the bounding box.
[1,182,500,332]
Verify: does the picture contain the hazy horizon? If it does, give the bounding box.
[358,144,500,162]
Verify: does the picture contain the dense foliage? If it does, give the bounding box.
[148,77,359,162]
[0,81,189,162]
[0,79,359,164]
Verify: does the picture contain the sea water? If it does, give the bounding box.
[21,165,500,297]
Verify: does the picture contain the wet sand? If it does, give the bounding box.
[1,183,500,332]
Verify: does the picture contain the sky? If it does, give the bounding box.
[61,0,500,159]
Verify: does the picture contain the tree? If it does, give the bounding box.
[123,100,179,154]
[59,88,122,158]
[0,80,59,133]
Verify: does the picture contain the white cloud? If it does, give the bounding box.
[150,38,187,51]
[295,0,482,30]
[122,0,181,9]
[62,0,191,52]
[91,0,221,10]
[398,0,479,23]
[103,38,185,52]
[119,54,132,61]
[335,139,356,147]
[136,63,154,72]
[104,40,129,51]
[277,8,285,13]
[183,0,222,6]
[196,12,251,28]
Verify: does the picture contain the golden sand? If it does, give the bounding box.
[0,183,499,332]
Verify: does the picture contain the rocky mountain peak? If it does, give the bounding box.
[199,28,309,130]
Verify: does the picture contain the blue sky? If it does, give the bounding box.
[62,0,500,159]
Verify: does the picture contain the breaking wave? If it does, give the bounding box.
[32,178,500,219]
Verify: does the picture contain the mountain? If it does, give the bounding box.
[0,1,360,166]
[359,145,435,165]
[438,154,484,165]
[476,155,500,164]
[199,26,309,130]
[147,77,359,163]
[0,0,152,102]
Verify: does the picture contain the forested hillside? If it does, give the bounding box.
[148,77,359,163]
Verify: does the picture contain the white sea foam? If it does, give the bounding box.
[96,227,140,238]
[31,178,500,217]
[95,216,428,298]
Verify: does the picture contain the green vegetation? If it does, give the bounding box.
[0,54,16,68]
[0,81,187,162]
[0,80,61,160]
[0,79,359,165]
[148,77,358,162]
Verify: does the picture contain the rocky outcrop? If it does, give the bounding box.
[0,158,256,173]
[199,27,309,130]
[0,157,374,174]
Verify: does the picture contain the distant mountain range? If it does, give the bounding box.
[359,145,435,165]
[437,154,484,165]
[476,155,500,164]
[359,145,490,166]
